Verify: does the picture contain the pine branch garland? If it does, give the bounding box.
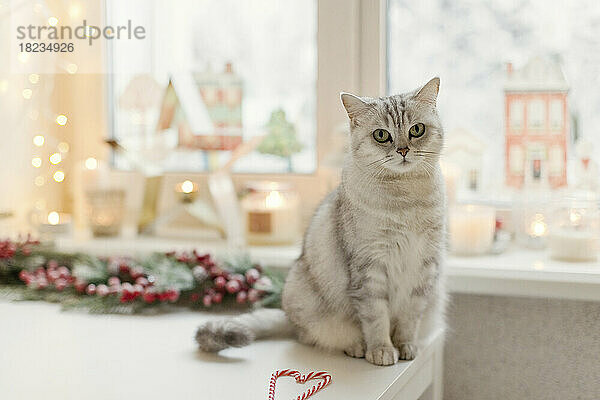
[0,237,283,314]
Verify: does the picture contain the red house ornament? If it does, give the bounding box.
[504,56,569,189]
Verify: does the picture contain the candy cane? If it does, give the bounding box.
[268,369,332,400]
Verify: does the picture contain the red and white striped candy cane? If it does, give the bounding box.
[267,369,332,400]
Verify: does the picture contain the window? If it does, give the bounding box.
[510,100,524,130]
[387,0,600,190]
[527,99,544,131]
[550,99,563,131]
[509,145,524,174]
[107,0,317,173]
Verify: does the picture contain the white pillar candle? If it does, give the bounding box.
[242,183,300,245]
[449,205,496,256]
[548,229,599,262]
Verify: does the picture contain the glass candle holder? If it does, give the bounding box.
[449,204,496,256]
[548,192,600,262]
[86,189,126,237]
[513,194,551,250]
[241,182,300,245]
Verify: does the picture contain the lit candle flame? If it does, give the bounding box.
[47,211,60,225]
[181,180,195,194]
[265,190,283,208]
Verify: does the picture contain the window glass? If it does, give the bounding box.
[510,100,524,130]
[527,99,545,130]
[550,99,563,131]
[107,0,317,173]
[388,0,600,189]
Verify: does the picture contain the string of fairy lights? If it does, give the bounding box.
[3,1,99,225]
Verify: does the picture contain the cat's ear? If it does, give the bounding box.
[340,92,372,119]
[415,77,440,106]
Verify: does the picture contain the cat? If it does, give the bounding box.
[195,77,447,366]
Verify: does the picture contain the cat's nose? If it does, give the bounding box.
[396,147,410,157]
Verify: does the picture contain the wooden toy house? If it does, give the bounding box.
[156,63,243,151]
[504,56,569,189]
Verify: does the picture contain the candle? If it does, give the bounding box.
[175,180,199,203]
[86,189,126,237]
[548,204,599,262]
[38,211,72,238]
[241,182,300,245]
[449,204,495,255]
[548,230,598,262]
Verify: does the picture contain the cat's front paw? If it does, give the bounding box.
[344,341,366,358]
[365,345,399,366]
[398,343,418,360]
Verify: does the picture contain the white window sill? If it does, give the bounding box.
[56,236,600,302]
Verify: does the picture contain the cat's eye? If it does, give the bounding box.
[372,129,391,143]
[409,123,426,138]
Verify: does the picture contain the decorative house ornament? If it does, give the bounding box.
[444,128,486,194]
[257,109,303,172]
[155,63,243,155]
[504,56,569,189]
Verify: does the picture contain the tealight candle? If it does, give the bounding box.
[548,195,600,262]
[449,204,496,255]
[175,180,199,203]
[241,182,300,245]
[38,211,72,237]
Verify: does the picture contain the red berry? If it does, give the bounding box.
[119,263,130,274]
[85,284,96,295]
[248,288,261,302]
[225,280,241,294]
[135,277,149,287]
[109,284,121,294]
[130,266,144,279]
[96,284,109,297]
[142,289,156,303]
[74,280,87,293]
[36,278,48,289]
[133,284,143,295]
[214,276,227,289]
[166,289,179,302]
[108,276,120,286]
[46,269,60,283]
[236,291,248,304]
[18,270,31,283]
[212,292,223,304]
[47,260,59,270]
[121,282,133,294]
[245,268,260,284]
[230,273,244,283]
[35,267,46,277]
[54,278,67,291]
[202,295,212,307]
[190,293,200,302]
[57,266,70,278]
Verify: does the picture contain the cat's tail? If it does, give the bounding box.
[195,308,293,352]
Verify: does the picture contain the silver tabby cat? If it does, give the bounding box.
[196,77,447,366]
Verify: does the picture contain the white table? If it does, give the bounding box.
[0,301,444,400]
